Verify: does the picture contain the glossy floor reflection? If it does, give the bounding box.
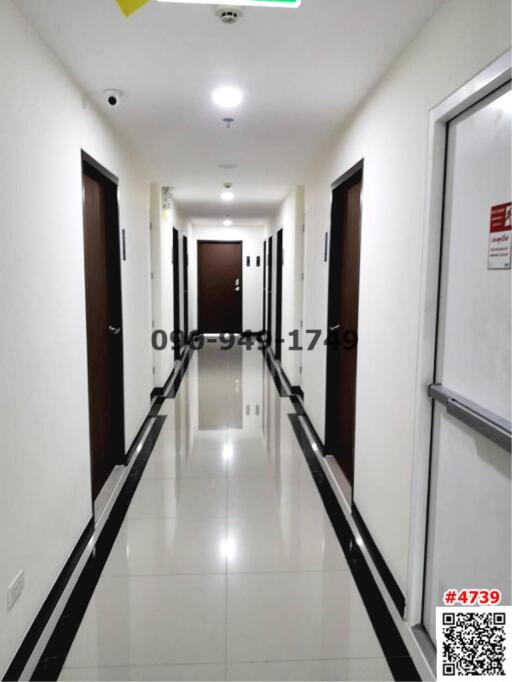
[60,345,393,681]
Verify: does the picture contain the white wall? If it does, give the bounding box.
[189,225,266,333]
[270,188,305,388]
[0,1,153,675]
[302,0,511,597]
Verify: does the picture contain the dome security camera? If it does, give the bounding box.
[104,89,124,108]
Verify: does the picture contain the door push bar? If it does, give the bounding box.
[428,383,512,453]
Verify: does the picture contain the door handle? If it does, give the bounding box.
[108,325,121,335]
[234,287,240,292]
[329,324,341,332]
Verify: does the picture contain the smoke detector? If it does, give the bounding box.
[215,6,243,24]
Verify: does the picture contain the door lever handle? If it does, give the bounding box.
[329,324,341,332]
[234,287,240,292]
[108,325,121,335]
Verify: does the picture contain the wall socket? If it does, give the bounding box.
[7,570,24,611]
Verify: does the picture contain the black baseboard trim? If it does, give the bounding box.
[288,386,406,619]
[262,348,288,397]
[166,346,192,398]
[262,347,304,401]
[3,392,174,682]
[30,416,167,682]
[148,396,166,418]
[151,363,178,399]
[289,394,325,455]
[288,414,419,682]
[240,329,264,339]
[263,351,325,455]
[150,344,193,403]
[2,520,95,682]
[125,412,156,463]
[352,503,406,617]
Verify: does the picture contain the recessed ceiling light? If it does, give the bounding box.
[212,86,244,109]
[221,190,235,202]
[223,218,233,227]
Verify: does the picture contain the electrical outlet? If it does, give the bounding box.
[7,570,24,611]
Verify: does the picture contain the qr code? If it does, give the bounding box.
[437,607,512,679]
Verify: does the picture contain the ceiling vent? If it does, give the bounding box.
[215,6,243,24]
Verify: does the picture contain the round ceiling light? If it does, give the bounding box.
[221,190,235,202]
[212,86,244,109]
[223,218,233,227]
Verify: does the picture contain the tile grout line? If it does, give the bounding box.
[62,654,393,667]
[61,653,401,674]
[96,568,353,579]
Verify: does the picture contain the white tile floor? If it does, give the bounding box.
[60,346,393,681]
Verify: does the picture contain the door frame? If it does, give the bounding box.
[197,240,243,333]
[275,229,284,361]
[267,236,273,346]
[324,159,364,491]
[407,50,511,645]
[183,234,189,343]
[173,227,181,360]
[81,150,126,501]
[263,240,267,334]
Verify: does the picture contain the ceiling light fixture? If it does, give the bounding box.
[212,86,243,109]
[121,0,301,17]
[221,182,235,202]
[156,1,301,7]
[223,218,233,226]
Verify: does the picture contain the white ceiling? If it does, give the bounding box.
[15,0,443,221]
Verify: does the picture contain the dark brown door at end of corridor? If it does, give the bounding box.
[325,162,363,487]
[198,241,242,333]
[82,153,125,501]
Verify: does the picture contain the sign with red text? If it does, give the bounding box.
[488,202,512,270]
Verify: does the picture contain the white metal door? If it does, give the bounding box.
[423,83,512,644]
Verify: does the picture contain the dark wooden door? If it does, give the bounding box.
[173,227,181,360]
[275,229,283,361]
[325,163,363,486]
[267,237,273,346]
[82,155,125,501]
[198,241,242,333]
[183,235,189,342]
[263,241,267,334]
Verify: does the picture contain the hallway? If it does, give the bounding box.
[56,344,397,681]
[1,1,511,680]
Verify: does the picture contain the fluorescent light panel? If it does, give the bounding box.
[157,1,301,7]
